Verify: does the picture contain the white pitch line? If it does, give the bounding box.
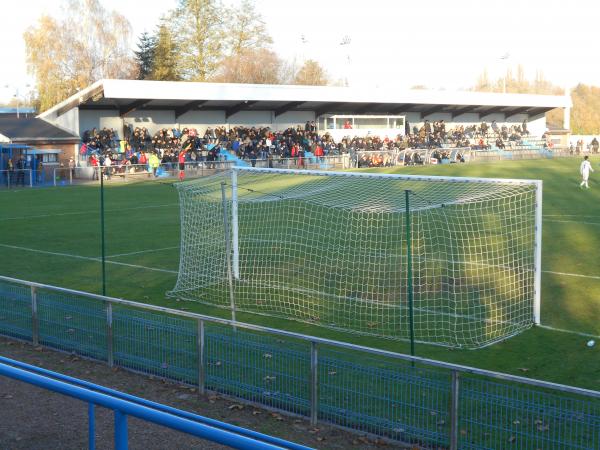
[544,220,600,226]
[0,243,177,275]
[538,324,600,340]
[107,246,179,258]
[542,270,600,280]
[0,203,178,222]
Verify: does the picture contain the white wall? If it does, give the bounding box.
[79,110,124,137]
[273,111,315,131]
[123,110,176,137]
[52,108,79,136]
[226,111,272,128]
[178,110,226,135]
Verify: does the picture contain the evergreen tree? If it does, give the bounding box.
[134,31,157,80]
[150,24,180,81]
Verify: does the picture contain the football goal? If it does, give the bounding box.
[168,167,542,349]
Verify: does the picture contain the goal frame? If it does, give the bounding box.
[228,166,542,326]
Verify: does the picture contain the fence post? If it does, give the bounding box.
[114,410,128,449]
[31,286,39,346]
[29,169,33,188]
[198,319,205,396]
[53,168,57,187]
[106,302,114,367]
[88,403,96,450]
[310,341,318,426]
[449,370,460,450]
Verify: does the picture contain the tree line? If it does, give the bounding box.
[21,0,600,135]
[24,0,329,111]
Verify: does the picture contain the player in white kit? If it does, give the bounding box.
[580,155,594,189]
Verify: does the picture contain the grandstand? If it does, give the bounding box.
[38,79,571,163]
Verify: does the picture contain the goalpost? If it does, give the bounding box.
[169,167,542,349]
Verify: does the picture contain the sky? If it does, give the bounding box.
[1,0,598,102]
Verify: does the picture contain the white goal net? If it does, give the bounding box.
[169,167,542,349]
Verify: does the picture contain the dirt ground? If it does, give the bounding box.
[0,336,416,450]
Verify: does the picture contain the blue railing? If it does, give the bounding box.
[0,356,312,450]
[0,275,599,449]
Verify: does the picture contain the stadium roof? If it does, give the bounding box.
[40,79,572,120]
[0,117,80,144]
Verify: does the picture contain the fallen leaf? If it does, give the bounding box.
[517,367,529,372]
[263,353,272,359]
[252,410,262,416]
[228,404,244,410]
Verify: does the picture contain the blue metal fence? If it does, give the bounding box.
[0,356,311,449]
[0,275,598,449]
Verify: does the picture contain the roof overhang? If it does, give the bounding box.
[39,79,572,119]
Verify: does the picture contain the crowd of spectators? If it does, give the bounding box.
[78,118,535,172]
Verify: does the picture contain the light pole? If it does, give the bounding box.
[340,36,352,87]
[3,84,31,118]
[500,53,510,94]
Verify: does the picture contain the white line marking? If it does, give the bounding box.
[545,220,600,226]
[0,203,178,222]
[542,270,600,280]
[0,243,177,275]
[538,325,600,339]
[107,246,179,258]
[543,214,600,218]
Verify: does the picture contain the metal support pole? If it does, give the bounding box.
[231,170,240,279]
[53,168,57,187]
[29,169,32,188]
[88,403,96,450]
[221,182,236,325]
[31,286,39,346]
[198,319,205,396]
[405,190,415,358]
[449,370,460,450]
[533,180,543,325]
[69,168,73,185]
[310,341,318,426]
[106,302,114,368]
[114,410,128,450]
[100,168,107,296]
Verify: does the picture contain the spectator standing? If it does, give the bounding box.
[178,150,187,181]
[148,153,160,177]
[6,158,14,187]
[90,154,99,180]
[16,156,26,186]
[68,157,76,179]
[103,154,112,180]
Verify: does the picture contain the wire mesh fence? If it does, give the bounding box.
[0,275,598,449]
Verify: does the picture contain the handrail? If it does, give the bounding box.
[0,355,309,450]
[0,357,311,450]
[0,274,598,400]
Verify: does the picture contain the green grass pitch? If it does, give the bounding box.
[0,158,599,390]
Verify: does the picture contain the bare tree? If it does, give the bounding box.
[211,48,282,84]
[24,0,134,111]
[293,60,329,86]
[224,0,273,57]
[170,0,224,81]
